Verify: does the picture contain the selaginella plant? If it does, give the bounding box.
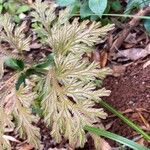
[0,0,114,149]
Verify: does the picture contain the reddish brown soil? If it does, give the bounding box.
[103,61,150,148]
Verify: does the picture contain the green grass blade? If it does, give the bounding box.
[100,100,150,141]
[70,13,150,19]
[102,13,150,19]
[84,125,149,150]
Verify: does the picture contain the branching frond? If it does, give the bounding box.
[32,0,114,56]
[0,14,30,52]
[13,86,40,148]
[54,54,99,82]
[31,0,114,148]
[31,0,56,36]
[0,106,14,150]
[47,18,114,55]
[0,0,114,149]
[0,77,41,148]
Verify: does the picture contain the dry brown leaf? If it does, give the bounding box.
[100,138,111,150]
[19,144,34,150]
[138,112,150,129]
[125,33,137,44]
[100,51,108,68]
[3,135,20,143]
[113,43,150,61]
[105,121,114,130]
[112,65,126,77]
[114,48,149,61]
[137,138,145,146]
[91,133,111,150]
[143,60,150,68]
[92,50,100,62]
[29,43,42,49]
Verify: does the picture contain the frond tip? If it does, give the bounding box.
[0,14,30,52]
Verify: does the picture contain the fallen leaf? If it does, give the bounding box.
[113,43,150,61]
[19,144,34,150]
[137,138,145,146]
[115,48,149,61]
[105,121,114,130]
[123,43,135,49]
[125,33,137,44]
[90,133,111,150]
[100,51,108,67]
[29,43,42,49]
[92,50,100,62]
[100,138,111,150]
[3,135,20,143]
[112,65,126,77]
[138,112,150,129]
[143,60,150,68]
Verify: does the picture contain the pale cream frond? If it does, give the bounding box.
[31,0,56,35]
[31,0,114,148]
[0,14,30,52]
[0,77,41,148]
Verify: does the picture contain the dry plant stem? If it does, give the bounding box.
[110,6,150,53]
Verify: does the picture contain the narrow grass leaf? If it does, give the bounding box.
[100,100,150,141]
[84,125,149,150]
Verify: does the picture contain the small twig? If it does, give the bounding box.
[110,6,150,54]
[108,108,150,118]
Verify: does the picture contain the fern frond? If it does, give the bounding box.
[31,0,56,35]
[54,54,98,80]
[66,81,111,102]
[0,93,15,150]
[31,0,114,148]
[0,77,41,148]
[0,106,14,150]
[0,14,30,52]
[13,86,41,148]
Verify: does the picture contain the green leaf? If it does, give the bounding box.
[111,0,122,12]
[33,53,54,69]
[16,5,30,14]
[13,15,21,23]
[144,18,150,35]
[16,68,37,90]
[125,0,150,13]
[80,1,94,18]
[5,58,24,70]
[15,54,54,90]
[70,1,80,15]
[89,0,107,17]
[100,100,150,141]
[57,0,76,6]
[16,73,26,90]
[84,126,149,150]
